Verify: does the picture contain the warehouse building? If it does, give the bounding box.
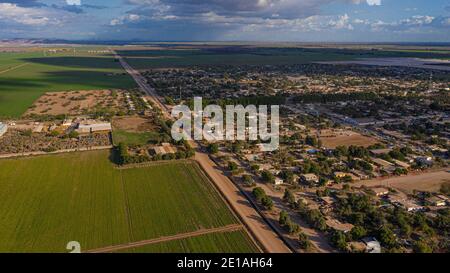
[0,122,8,137]
[75,122,112,134]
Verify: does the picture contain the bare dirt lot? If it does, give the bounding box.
[353,170,450,194]
[112,116,157,132]
[319,131,379,148]
[24,90,128,116]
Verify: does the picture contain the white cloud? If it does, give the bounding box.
[110,14,142,26]
[366,0,381,6]
[351,0,381,6]
[370,15,436,32]
[66,0,81,5]
[0,3,53,26]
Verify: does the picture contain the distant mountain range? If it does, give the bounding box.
[1,38,450,47]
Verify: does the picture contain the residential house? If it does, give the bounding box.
[371,187,390,197]
[326,217,354,233]
[274,177,284,186]
[301,173,319,185]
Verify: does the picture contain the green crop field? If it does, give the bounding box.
[0,49,136,118]
[118,231,258,253]
[118,48,355,69]
[0,150,258,253]
[112,129,160,146]
[117,47,450,70]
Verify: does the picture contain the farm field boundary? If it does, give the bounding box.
[85,224,244,253]
[0,63,29,75]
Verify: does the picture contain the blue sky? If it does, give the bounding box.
[0,0,448,42]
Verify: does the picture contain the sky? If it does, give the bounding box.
[0,0,449,42]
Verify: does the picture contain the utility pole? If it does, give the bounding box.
[428,72,433,92]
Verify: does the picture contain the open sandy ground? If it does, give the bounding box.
[353,170,450,194]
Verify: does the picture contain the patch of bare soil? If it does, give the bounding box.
[24,90,128,116]
[112,116,157,132]
[320,132,379,148]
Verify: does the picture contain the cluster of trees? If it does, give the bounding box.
[208,143,219,154]
[334,192,448,252]
[280,170,295,185]
[116,140,195,165]
[46,129,79,139]
[116,143,150,165]
[279,210,301,235]
[186,95,286,110]
[333,145,370,159]
[293,92,379,104]
[329,226,368,252]
[393,168,408,176]
[348,158,373,172]
[228,161,239,171]
[261,170,275,184]
[283,189,296,208]
[252,187,274,210]
[242,174,256,187]
[305,135,322,148]
[153,150,195,161]
[298,231,313,250]
[217,95,286,107]
[295,200,327,232]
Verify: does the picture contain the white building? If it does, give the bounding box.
[274,178,284,185]
[362,237,381,253]
[76,122,112,134]
[0,122,7,137]
[301,173,319,184]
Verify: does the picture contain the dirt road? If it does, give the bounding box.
[0,63,29,75]
[85,224,244,253]
[116,52,291,253]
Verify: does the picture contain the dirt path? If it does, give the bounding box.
[116,52,292,253]
[0,145,113,159]
[0,63,29,75]
[85,224,244,253]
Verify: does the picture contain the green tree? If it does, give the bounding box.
[261,196,274,210]
[283,189,296,205]
[378,226,397,249]
[331,230,348,251]
[242,174,255,187]
[261,170,275,184]
[350,226,367,240]
[208,143,219,154]
[228,161,238,171]
[298,232,312,250]
[252,187,266,203]
[68,131,79,139]
[286,220,300,234]
[413,240,433,253]
[279,210,289,226]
